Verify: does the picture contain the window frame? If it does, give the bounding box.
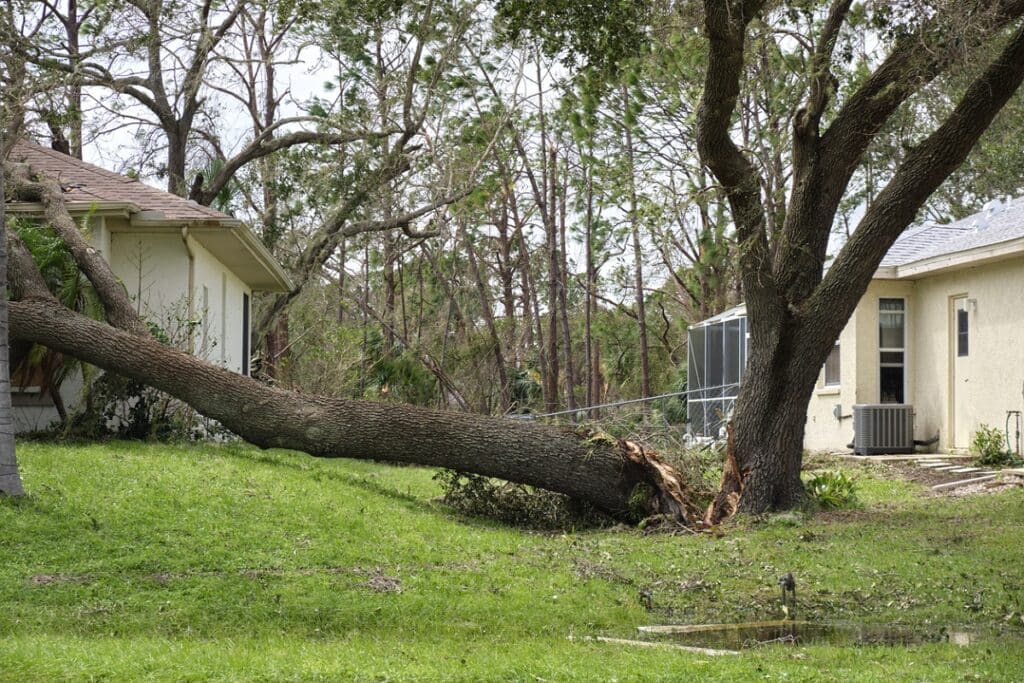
[823,340,841,387]
[957,307,969,357]
[878,297,906,404]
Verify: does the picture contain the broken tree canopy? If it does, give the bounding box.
[3,159,704,525]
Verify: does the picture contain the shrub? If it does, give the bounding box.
[433,470,611,530]
[971,424,1012,466]
[805,470,859,510]
[69,371,230,442]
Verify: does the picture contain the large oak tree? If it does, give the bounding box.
[697,0,1024,515]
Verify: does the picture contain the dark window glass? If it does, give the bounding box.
[957,308,969,357]
[879,298,905,403]
[824,342,840,386]
[880,366,904,403]
[880,351,904,365]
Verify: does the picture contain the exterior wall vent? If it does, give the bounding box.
[852,404,915,455]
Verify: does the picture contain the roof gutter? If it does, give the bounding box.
[6,199,137,218]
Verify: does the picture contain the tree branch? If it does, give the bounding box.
[341,187,473,238]
[4,162,145,335]
[6,231,55,304]
[696,0,773,314]
[820,0,1024,180]
[192,124,400,205]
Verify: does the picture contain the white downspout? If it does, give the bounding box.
[181,226,196,354]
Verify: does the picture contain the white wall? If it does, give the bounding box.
[110,229,252,374]
[189,236,251,374]
[13,220,254,432]
[804,279,917,451]
[109,230,191,332]
[912,257,1024,450]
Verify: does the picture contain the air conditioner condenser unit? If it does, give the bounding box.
[852,404,915,455]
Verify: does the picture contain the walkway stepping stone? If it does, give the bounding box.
[920,462,952,468]
[950,467,981,473]
[933,474,998,491]
[935,465,962,471]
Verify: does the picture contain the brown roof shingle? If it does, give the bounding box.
[9,141,232,222]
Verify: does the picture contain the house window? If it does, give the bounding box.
[957,308,969,357]
[879,298,905,403]
[10,364,46,395]
[824,341,840,386]
[241,293,250,376]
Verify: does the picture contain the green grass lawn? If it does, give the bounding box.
[2,442,1023,681]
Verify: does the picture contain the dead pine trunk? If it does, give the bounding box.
[622,85,650,401]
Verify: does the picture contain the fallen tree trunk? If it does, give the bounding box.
[8,296,702,524]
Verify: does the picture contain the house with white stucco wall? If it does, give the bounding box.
[688,196,1024,454]
[5,141,292,432]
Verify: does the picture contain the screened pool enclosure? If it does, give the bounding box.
[687,304,748,437]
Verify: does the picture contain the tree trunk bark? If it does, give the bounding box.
[166,128,188,198]
[66,0,83,160]
[584,160,596,417]
[8,296,701,524]
[706,314,824,521]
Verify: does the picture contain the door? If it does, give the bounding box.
[949,295,969,448]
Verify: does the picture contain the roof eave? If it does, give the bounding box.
[894,236,1024,278]
[230,224,294,293]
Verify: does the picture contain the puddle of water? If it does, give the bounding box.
[638,621,980,649]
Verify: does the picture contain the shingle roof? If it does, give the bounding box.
[882,195,1024,268]
[8,141,232,222]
